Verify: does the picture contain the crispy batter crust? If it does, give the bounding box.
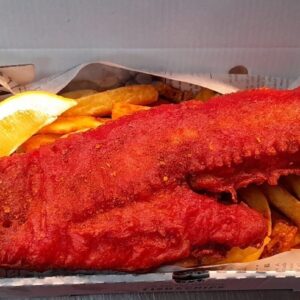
[1,88,298,271]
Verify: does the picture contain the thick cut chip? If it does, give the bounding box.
[283,175,300,199]
[0,91,76,157]
[60,119,111,138]
[39,116,105,134]
[63,85,158,117]
[18,134,61,153]
[262,185,300,228]
[61,129,91,138]
[112,103,150,119]
[240,186,272,235]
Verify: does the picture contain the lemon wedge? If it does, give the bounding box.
[0,91,77,157]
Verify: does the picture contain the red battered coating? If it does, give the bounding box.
[1,88,299,271]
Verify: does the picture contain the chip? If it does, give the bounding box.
[262,184,300,229]
[39,116,106,135]
[240,185,272,235]
[283,175,300,199]
[63,85,158,117]
[112,103,150,119]
[18,134,60,153]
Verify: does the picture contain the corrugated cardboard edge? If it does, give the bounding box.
[1,271,300,298]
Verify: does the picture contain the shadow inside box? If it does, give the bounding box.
[0,268,130,278]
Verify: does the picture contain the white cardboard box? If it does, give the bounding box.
[0,0,299,79]
[0,0,299,297]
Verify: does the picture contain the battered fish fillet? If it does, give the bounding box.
[1,88,300,271]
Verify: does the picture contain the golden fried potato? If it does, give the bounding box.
[63,85,158,117]
[61,129,91,138]
[112,103,150,120]
[194,87,219,102]
[39,116,106,135]
[262,184,300,228]
[283,175,300,199]
[18,134,60,153]
[239,185,272,235]
[61,89,98,99]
